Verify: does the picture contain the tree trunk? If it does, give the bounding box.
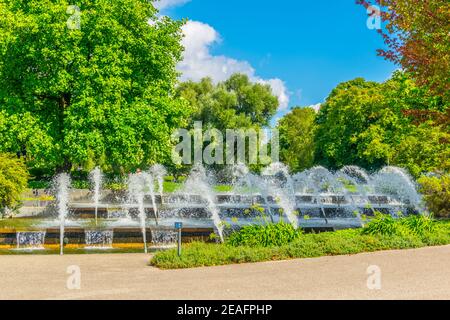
[56,93,72,174]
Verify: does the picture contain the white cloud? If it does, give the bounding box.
[178,21,290,110]
[153,0,191,10]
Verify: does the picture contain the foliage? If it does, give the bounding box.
[278,107,316,173]
[227,222,303,247]
[0,0,191,174]
[150,220,450,269]
[357,0,450,100]
[418,174,450,218]
[314,73,449,176]
[176,74,279,130]
[0,153,29,213]
[362,212,435,236]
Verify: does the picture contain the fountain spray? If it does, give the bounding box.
[89,167,103,225]
[128,173,149,253]
[55,173,71,255]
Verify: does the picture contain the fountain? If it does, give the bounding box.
[1,162,425,253]
[85,230,113,249]
[54,173,71,255]
[89,167,103,225]
[16,231,46,250]
[151,229,177,247]
[181,164,224,242]
[231,164,275,223]
[128,173,149,253]
[150,164,167,199]
[372,166,424,215]
[262,162,298,228]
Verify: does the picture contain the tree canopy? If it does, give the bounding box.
[176,74,279,130]
[0,0,191,175]
[278,107,316,173]
[314,72,449,176]
[358,0,450,101]
[0,153,28,213]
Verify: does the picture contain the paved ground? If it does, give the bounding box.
[0,245,449,300]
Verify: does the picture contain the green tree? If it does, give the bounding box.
[176,74,279,130]
[358,0,449,100]
[0,153,28,214]
[278,107,316,172]
[0,0,191,175]
[315,73,449,176]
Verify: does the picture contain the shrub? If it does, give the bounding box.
[418,175,450,218]
[400,214,435,236]
[362,212,435,236]
[0,153,29,215]
[362,213,408,236]
[227,222,303,247]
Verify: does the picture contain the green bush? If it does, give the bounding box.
[362,213,406,236]
[227,222,303,247]
[400,214,435,236]
[418,175,450,218]
[362,212,435,236]
[0,153,29,215]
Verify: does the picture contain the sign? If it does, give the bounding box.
[175,222,183,229]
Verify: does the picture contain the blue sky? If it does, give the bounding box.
[156,0,396,121]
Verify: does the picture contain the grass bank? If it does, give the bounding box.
[150,219,450,269]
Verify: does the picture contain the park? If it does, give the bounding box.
[0,0,448,300]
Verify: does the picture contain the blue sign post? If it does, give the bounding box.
[175,222,183,257]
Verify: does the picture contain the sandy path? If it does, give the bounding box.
[0,245,449,300]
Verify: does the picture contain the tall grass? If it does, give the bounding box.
[227,222,303,247]
[362,212,435,236]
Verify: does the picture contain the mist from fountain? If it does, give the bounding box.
[85,230,113,249]
[262,162,298,228]
[128,173,149,253]
[231,164,272,222]
[16,231,46,250]
[337,166,375,218]
[150,164,167,199]
[89,167,103,225]
[143,172,158,225]
[54,173,71,255]
[372,166,424,215]
[181,164,224,242]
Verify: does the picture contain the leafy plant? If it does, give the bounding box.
[0,153,29,215]
[362,212,435,236]
[400,214,435,236]
[418,174,450,218]
[227,222,303,247]
[362,212,406,236]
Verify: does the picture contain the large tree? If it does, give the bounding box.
[358,0,449,101]
[278,107,316,173]
[315,73,449,176]
[0,0,191,174]
[176,74,279,130]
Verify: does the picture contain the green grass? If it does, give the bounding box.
[27,179,233,193]
[0,218,44,230]
[150,219,450,269]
